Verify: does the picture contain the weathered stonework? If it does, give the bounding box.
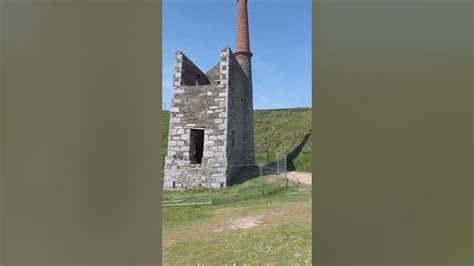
[164,1,255,190]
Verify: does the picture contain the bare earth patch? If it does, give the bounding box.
[287,171,312,185]
[213,212,287,233]
[163,201,310,247]
[213,215,263,232]
[162,176,312,264]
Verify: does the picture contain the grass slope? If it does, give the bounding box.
[162,107,312,172]
[163,177,312,264]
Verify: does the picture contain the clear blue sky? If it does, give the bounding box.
[163,0,312,110]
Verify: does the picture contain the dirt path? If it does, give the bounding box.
[287,171,312,185]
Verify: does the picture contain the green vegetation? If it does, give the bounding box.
[162,107,312,172]
[254,108,312,172]
[163,177,312,264]
[162,109,313,263]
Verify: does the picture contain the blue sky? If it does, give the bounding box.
[163,0,312,110]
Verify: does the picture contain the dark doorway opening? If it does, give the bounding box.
[190,129,204,164]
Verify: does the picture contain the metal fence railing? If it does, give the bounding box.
[162,155,289,207]
[162,167,213,207]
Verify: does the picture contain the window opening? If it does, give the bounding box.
[190,129,204,164]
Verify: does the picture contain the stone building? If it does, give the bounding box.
[163,0,255,190]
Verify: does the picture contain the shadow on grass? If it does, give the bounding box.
[228,165,261,186]
[262,186,288,197]
[229,133,312,186]
[287,133,311,171]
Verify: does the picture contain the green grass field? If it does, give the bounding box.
[162,107,312,172]
[163,176,312,264]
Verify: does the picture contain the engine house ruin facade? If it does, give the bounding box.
[163,0,255,190]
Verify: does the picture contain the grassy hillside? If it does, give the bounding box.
[163,177,312,264]
[162,107,312,172]
[254,108,312,172]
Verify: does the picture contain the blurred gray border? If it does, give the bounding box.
[313,0,472,265]
[1,0,162,264]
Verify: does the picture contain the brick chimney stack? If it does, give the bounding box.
[235,0,252,80]
[236,0,251,54]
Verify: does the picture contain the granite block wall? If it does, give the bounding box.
[164,48,254,190]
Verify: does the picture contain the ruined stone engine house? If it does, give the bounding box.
[163,0,255,190]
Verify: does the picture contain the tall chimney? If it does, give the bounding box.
[235,0,252,80]
[236,0,250,54]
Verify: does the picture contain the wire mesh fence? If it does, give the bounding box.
[162,154,290,207]
[162,167,213,207]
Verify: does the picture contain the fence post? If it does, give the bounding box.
[259,165,264,196]
[208,172,213,205]
[277,153,280,175]
[285,155,288,187]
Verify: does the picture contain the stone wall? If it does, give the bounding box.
[206,62,221,84]
[178,52,210,86]
[226,49,248,181]
[235,52,255,164]
[163,47,255,190]
[163,49,230,190]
